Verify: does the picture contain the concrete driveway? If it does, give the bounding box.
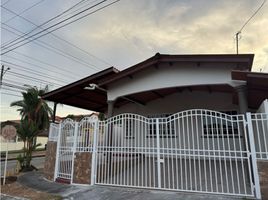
[18,171,245,200]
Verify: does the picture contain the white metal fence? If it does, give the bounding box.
[49,109,268,199]
[54,119,76,181]
[251,113,268,160]
[48,123,59,142]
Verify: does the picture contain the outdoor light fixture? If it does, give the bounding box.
[84,83,107,92]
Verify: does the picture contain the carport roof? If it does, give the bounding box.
[42,67,119,112]
[232,70,268,109]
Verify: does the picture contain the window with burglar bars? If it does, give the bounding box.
[202,110,241,138]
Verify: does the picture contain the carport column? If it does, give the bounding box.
[236,85,248,114]
[107,100,115,180]
[52,102,58,122]
[107,100,115,118]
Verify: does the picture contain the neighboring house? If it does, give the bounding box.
[61,113,99,122]
[42,53,268,199]
[1,118,60,152]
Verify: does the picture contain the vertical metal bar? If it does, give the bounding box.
[156,118,161,188]
[174,117,179,190]
[215,114,223,193]
[205,112,212,192]
[196,112,202,192]
[255,115,262,159]
[225,116,235,193]
[148,119,152,188]
[145,119,148,187]
[71,122,78,184]
[237,118,247,194]
[246,113,261,199]
[186,113,192,191]
[91,120,98,185]
[54,123,62,181]
[178,116,183,189]
[211,112,218,193]
[170,118,175,190]
[191,111,197,191]
[260,114,268,159]
[182,114,187,190]
[231,115,240,194]
[201,111,207,192]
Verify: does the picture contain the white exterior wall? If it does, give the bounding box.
[0,137,48,152]
[107,62,244,101]
[114,91,239,116]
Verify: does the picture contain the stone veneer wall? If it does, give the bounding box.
[43,141,57,180]
[258,161,268,200]
[73,152,92,184]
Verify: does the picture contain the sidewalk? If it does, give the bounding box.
[1,151,46,161]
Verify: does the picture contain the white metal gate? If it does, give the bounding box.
[54,118,76,181]
[52,109,262,198]
[94,110,260,198]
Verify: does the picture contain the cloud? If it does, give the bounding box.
[65,0,267,71]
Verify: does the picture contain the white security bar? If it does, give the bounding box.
[251,113,268,160]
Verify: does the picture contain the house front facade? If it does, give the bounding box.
[42,53,268,199]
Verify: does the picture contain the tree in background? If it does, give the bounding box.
[11,86,52,171]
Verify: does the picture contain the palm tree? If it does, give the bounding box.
[11,86,52,170]
[16,119,40,169]
[11,85,53,130]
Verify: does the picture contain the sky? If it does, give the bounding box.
[0,0,268,121]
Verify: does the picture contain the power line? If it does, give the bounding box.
[1,0,120,55]
[238,0,267,32]
[4,79,36,89]
[235,0,267,54]
[1,92,22,98]
[1,86,24,93]
[2,22,104,71]
[1,0,107,50]
[1,59,71,83]
[1,82,28,90]
[1,3,112,68]
[3,78,37,87]
[6,71,63,87]
[3,0,46,23]
[1,0,12,6]
[12,51,81,79]
[1,60,70,84]
[2,52,78,80]
[3,0,88,47]
[1,23,83,78]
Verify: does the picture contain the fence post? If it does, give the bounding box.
[246,112,261,199]
[155,118,161,188]
[91,120,98,185]
[54,123,62,181]
[71,122,79,184]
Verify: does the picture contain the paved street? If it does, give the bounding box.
[1,157,45,176]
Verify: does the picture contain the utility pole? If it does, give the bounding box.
[0,65,10,88]
[0,65,4,86]
[235,31,241,54]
